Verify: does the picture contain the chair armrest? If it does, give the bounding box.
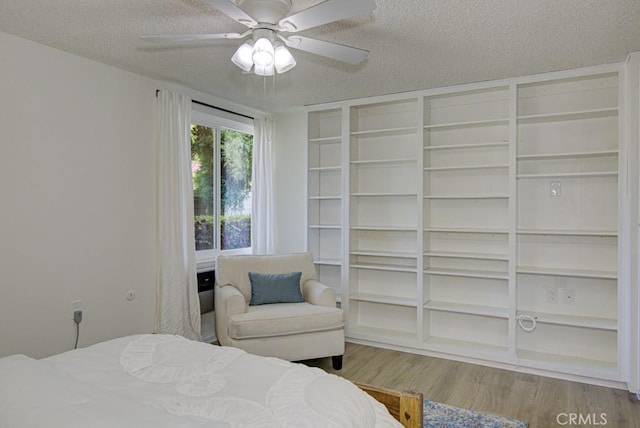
[302,279,336,307]
[219,285,246,314]
[214,285,247,346]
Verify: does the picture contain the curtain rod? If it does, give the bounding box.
[155,90,254,120]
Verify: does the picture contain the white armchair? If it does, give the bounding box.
[214,252,345,369]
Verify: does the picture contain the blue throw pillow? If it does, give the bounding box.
[248,271,304,306]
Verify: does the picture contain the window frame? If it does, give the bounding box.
[191,108,254,269]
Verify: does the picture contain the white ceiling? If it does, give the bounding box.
[2,0,640,112]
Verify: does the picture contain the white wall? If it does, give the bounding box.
[0,31,273,359]
[273,109,307,254]
[0,32,158,358]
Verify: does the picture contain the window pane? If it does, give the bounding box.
[220,128,253,250]
[191,124,215,250]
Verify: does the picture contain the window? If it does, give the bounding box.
[191,109,253,265]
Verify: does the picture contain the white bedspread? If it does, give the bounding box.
[0,334,401,427]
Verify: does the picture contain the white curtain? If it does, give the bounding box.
[155,90,202,341]
[252,117,275,254]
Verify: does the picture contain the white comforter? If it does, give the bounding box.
[0,334,401,427]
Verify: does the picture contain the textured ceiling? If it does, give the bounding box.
[1,0,640,112]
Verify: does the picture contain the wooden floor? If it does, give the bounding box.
[304,342,639,428]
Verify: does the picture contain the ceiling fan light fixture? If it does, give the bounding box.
[274,44,296,73]
[252,37,274,68]
[254,63,275,76]
[231,40,254,71]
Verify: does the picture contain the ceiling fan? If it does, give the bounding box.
[142,0,377,76]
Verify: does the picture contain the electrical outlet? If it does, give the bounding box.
[546,287,559,303]
[71,300,83,321]
[563,289,575,305]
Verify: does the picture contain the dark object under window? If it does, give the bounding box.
[197,270,215,313]
[197,270,215,292]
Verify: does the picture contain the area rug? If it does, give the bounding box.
[423,400,528,428]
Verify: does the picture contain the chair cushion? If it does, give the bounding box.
[227,303,344,340]
[249,271,304,306]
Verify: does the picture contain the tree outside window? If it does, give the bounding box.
[191,124,253,251]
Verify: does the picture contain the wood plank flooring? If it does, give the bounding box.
[304,342,639,428]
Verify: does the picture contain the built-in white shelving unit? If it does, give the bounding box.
[306,65,625,387]
[515,71,620,381]
[346,98,420,344]
[422,85,511,360]
[307,108,344,301]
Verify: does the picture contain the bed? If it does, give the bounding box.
[0,334,422,427]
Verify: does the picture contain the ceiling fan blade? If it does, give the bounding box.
[278,0,376,32]
[141,33,245,43]
[202,0,257,27]
[282,35,369,65]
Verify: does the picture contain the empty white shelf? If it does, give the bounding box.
[426,227,509,234]
[351,263,417,273]
[517,229,618,237]
[517,150,618,160]
[424,267,508,280]
[424,164,508,172]
[425,194,508,200]
[308,136,341,144]
[517,107,618,124]
[351,249,417,258]
[424,118,509,130]
[350,126,418,138]
[516,310,617,331]
[517,266,617,279]
[351,158,417,165]
[425,141,509,151]
[313,258,342,266]
[308,195,341,200]
[424,251,509,261]
[350,292,416,307]
[424,301,509,319]
[517,171,618,179]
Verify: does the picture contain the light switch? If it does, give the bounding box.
[550,181,561,197]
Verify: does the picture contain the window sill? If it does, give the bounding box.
[196,248,252,272]
[197,258,217,272]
